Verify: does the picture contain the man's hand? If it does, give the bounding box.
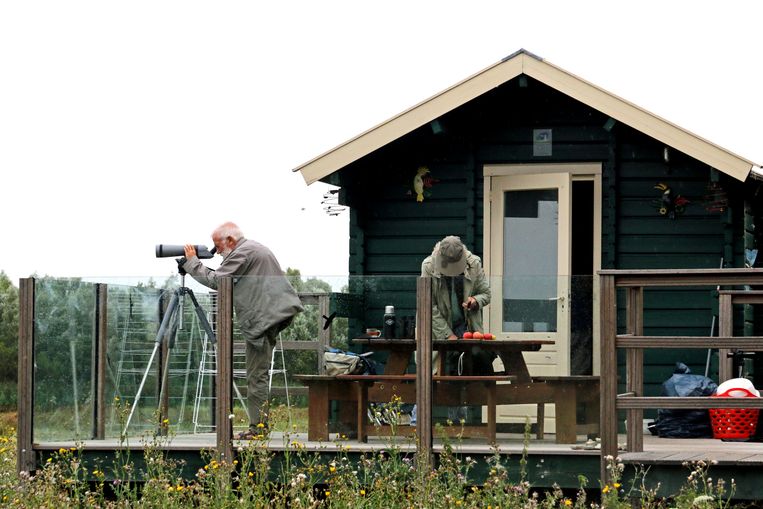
[462,296,479,311]
[184,244,197,258]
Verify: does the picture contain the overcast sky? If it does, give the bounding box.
[1,1,761,285]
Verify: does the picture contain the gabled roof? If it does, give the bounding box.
[294,49,760,184]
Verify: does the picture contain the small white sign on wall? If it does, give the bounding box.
[533,128,552,156]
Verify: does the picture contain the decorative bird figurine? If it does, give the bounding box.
[654,182,689,219]
[414,166,430,202]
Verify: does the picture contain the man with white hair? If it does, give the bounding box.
[182,221,303,438]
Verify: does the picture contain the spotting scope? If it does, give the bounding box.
[155,244,216,259]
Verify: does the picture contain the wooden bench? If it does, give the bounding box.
[337,374,514,443]
[295,374,513,442]
[494,375,600,443]
[294,374,599,444]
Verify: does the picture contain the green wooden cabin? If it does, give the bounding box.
[295,49,763,414]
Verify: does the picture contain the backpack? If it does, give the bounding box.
[324,348,375,376]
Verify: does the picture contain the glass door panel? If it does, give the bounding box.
[503,189,559,333]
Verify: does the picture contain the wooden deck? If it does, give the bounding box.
[35,432,763,465]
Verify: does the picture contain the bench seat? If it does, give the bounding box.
[294,374,599,444]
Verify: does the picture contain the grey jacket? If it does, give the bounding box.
[182,238,303,341]
[421,249,491,339]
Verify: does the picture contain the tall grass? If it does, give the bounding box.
[0,407,744,508]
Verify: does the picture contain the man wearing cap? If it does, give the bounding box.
[421,235,492,372]
[423,236,490,340]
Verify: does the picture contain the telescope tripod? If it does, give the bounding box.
[123,276,217,435]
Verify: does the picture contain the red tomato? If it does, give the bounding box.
[462,332,473,339]
[483,333,494,340]
[472,331,484,340]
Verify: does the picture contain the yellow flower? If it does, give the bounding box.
[602,485,610,493]
[329,466,336,473]
[162,418,170,425]
[248,472,254,478]
[360,489,366,496]
[257,422,265,428]
[176,485,184,491]
[564,499,572,506]
[614,482,621,488]
[58,448,67,454]
[324,490,331,497]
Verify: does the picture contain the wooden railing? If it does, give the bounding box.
[599,268,763,482]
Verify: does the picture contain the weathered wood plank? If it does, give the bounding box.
[93,283,107,440]
[625,287,644,452]
[599,274,618,481]
[17,278,35,474]
[215,277,234,462]
[617,397,763,409]
[416,276,433,466]
[617,336,763,349]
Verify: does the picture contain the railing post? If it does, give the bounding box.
[718,292,733,382]
[92,283,107,440]
[625,287,643,452]
[318,294,331,375]
[599,273,618,482]
[416,276,433,467]
[216,277,234,462]
[17,278,36,474]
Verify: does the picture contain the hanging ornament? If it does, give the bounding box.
[703,181,728,213]
[653,182,689,219]
[405,166,439,202]
[413,166,430,202]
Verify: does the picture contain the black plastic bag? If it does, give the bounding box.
[648,362,718,438]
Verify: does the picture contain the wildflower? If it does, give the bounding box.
[58,448,67,454]
[162,418,170,425]
[324,490,331,497]
[613,482,621,488]
[257,422,265,428]
[248,472,254,478]
[360,489,366,496]
[563,499,572,506]
[602,485,610,493]
[176,485,184,491]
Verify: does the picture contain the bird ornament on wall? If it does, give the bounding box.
[654,182,689,219]
[413,166,430,202]
[409,165,439,202]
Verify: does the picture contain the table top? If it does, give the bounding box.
[353,338,553,352]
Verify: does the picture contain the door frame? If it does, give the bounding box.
[483,163,602,376]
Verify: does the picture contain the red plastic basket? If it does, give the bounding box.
[709,387,760,440]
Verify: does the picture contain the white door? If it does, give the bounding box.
[488,172,572,376]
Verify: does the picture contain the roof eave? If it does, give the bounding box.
[294,50,758,185]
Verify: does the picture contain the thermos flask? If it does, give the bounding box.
[383,305,396,339]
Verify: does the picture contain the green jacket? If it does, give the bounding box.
[421,249,491,339]
[183,238,303,344]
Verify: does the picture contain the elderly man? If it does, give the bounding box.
[422,235,491,343]
[182,221,303,438]
[413,235,493,425]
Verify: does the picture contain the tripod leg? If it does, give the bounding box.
[124,341,160,434]
[123,290,180,435]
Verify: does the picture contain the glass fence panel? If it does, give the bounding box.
[33,277,96,441]
[30,274,597,445]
